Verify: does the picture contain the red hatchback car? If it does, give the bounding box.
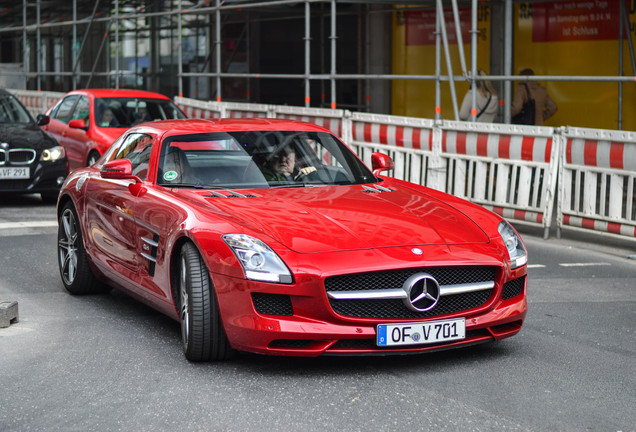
[42,89,186,172]
[56,118,528,361]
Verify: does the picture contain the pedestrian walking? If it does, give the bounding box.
[511,68,557,126]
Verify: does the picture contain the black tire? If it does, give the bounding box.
[87,151,100,167]
[178,242,233,362]
[57,202,108,294]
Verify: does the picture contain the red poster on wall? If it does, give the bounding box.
[406,8,472,46]
[532,1,625,42]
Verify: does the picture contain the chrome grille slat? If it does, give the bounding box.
[326,281,495,300]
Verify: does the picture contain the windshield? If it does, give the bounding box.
[95,97,186,128]
[156,130,377,189]
[0,93,34,124]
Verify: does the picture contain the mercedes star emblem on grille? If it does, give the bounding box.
[402,273,440,312]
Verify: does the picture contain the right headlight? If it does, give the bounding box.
[40,146,65,162]
[497,220,527,269]
[222,234,292,284]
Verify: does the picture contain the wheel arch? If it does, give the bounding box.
[169,235,198,308]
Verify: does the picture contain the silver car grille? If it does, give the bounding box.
[0,149,37,166]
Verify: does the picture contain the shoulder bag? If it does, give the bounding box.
[511,83,535,125]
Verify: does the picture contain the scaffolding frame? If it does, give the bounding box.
[1,0,635,128]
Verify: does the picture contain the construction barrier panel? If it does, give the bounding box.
[439,121,560,239]
[272,105,346,138]
[174,97,224,119]
[558,126,636,240]
[346,112,438,189]
[12,90,64,117]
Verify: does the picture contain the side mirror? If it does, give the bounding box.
[101,159,138,181]
[69,119,87,130]
[371,152,395,177]
[36,114,50,126]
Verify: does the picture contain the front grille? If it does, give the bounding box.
[502,276,525,300]
[252,293,293,316]
[7,149,37,164]
[325,266,496,292]
[325,266,496,319]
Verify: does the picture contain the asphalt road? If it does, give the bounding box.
[1,194,635,432]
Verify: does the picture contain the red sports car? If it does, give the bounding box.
[56,118,527,361]
[41,89,186,172]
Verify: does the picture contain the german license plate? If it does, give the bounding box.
[377,318,465,347]
[0,167,30,179]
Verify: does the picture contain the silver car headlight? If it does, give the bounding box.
[497,220,527,269]
[41,146,65,162]
[222,234,292,284]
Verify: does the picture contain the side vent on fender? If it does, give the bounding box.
[362,184,394,194]
[141,234,160,277]
[202,190,258,198]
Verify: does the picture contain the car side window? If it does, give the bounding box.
[52,95,79,124]
[70,96,90,127]
[112,133,154,181]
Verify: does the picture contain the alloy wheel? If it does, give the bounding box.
[58,209,79,286]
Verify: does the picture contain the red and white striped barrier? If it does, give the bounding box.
[11,89,64,117]
[223,101,270,119]
[272,105,345,138]
[347,112,436,187]
[439,122,559,238]
[174,97,223,119]
[558,127,636,240]
[13,90,635,242]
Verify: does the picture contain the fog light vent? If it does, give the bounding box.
[502,276,525,300]
[252,293,293,316]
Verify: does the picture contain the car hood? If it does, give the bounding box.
[192,184,490,253]
[0,122,57,150]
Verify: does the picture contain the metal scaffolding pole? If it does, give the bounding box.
[305,1,311,108]
[36,0,41,90]
[619,0,624,130]
[504,0,513,124]
[115,0,119,88]
[435,3,441,122]
[73,0,77,89]
[215,0,222,101]
[22,0,27,83]
[450,0,467,78]
[71,0,102,88]
[470,0,477,122]
[436,0,459,120]
[330,0,336,109]
[178,0,183,97]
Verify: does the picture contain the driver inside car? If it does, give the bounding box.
[260,145,316,182]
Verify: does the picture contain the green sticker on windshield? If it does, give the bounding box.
[164,171,178,181]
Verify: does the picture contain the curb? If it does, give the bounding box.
[0,301,19,328]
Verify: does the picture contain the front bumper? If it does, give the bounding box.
[0,159,67,194]
[212,262,527,357]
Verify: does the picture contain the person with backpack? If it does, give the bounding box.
[511,68,558,126]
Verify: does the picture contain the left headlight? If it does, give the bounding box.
[497,220,527,269]
[222,234,292,284]
[40,146,65,162]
